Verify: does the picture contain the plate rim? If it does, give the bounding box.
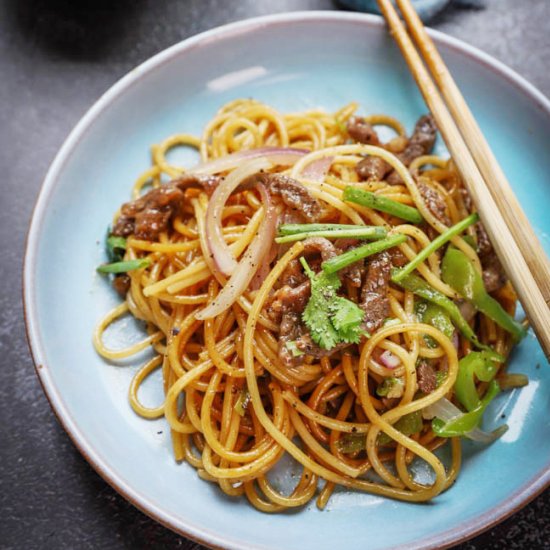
[23,10,550,550]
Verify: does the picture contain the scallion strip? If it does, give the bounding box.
[343,186,424,224]
[275,226,387,244]
[322,234,407,274]
[97,258,150,274]
[278,223,368,236]
[392,213,479,283]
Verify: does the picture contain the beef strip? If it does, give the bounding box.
[173,173,223,195]
[360,249,407,332]
[302,237,338,262]
[459,187,506,292]
[112,185,185,240]
[279,257,308,287]
[476,222,507,292]
[356,156,392,181]
[294,334,351,358]
[417,181,451,226]
[417,361,437,394]
[112,274,131,297]
[239,173,321,222]
[268,281,311,323]
[387,115,438,185]
[335,238,365,288]
[278,312,305,367]
[400,115,437,166]
[346,116,381,145]
[111,173,223,241]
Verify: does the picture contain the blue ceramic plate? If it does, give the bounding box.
[24,12,550,550]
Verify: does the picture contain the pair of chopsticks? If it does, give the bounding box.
[376,0,550,359]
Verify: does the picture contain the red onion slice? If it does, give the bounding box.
[196,183,277,320]
[194,147,307,175]
[205,158,272,276]
[300,156,333,182]
[249,241,278,291]
[379,350,401,369]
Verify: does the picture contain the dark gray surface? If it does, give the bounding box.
[1,0,548,548]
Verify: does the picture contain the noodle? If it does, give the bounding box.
[94,99,519,511]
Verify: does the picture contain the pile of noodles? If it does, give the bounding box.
[94,99,518,511]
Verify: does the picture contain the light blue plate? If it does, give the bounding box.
[24,12,550,550]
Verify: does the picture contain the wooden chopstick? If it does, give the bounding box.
[376,0,550,359]
[395,0,550,303]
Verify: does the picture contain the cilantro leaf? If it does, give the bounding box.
[300,258,365,350]
[331,297,364,344]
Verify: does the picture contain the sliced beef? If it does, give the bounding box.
[458,187,506,292]
[278,312,304,367]
[360,249,406,332]
[417,361,437,394]
[302,237,338,262]
[356,156,392,181]
[112,185,185,240]
[279,258,308,287]
[294,334,351,358]
[112,274,131,297]
[268,281,311,323]
[335,238,365,288]
[346,116,381,145]
[387,115,438,185]
[418,181,451,226]
[240,173,321,222]
[476,222,507,292]
[400,115,437,166]
[173,173,223,195]
[112,173,223,241]
[360,252,393,332]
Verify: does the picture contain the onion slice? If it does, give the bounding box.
[423,396,507,443]
[379,350,401,369]
[196,183,277,320]
[205,158,272,276]
[300,157,333,182]
[194,147,307,175]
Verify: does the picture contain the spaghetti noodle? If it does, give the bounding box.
[94,99,524,511]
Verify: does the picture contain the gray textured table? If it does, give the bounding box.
[1,1,549,548]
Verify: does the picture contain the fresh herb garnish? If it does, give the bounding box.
[106,235,127,262]
[300,257,365,350]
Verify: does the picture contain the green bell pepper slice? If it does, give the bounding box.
[432,380,500,437]
[392,271,490,351]
[455,351,504,412]
[441,247,526,342]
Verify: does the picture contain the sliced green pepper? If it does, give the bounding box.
[441,247,526,342]
[392,271,490,351]
[455,351,504,412]
[416,301,454,340]
[432,380,500,437]
[378,410,423,445]
[336,410,423,452]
